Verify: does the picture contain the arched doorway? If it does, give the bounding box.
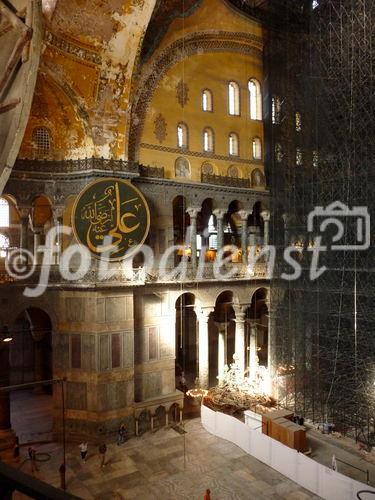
[173,196,190,265]
[10,308,53,442]
[175,293,197,389]
[209,291,235,387]
[246,289,269,382]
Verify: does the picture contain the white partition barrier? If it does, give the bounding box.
[201,405,375,500]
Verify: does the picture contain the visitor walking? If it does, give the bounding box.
[79,442,88,462]
[204,488,211,500]
[99,443,107,468]
[117,424,126,445]
[28,446,38,473]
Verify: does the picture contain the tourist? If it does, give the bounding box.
[99,443,107,468]
[117,424,126,445]
[28,446,38,473]
[79,442,88,462]
[204,488,211,500]
[13,436,20,461]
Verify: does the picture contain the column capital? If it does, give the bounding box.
[260,210,270,222]
[53,205,65,221]
[196,306,214,322]
[213,208,227,219]
[233,305,247,322]
[186,206,200,218]
[282,213,291,226]
[238,209,252,221]
[18,206,31,220]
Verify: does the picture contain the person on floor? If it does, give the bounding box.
[99,443,107,468]
[117,424,126,445]
[28,446,38,473]
[79,442,88,462]
[204,488,211,500]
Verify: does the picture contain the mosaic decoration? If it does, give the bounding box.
[154,113,167,143]
[175,157,191,178]
[201,162,214,175]
[176,79,189,107]
[251,168,265,187]
[72,178,150,261]
[227,165,239,178]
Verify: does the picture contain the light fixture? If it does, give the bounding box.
[1,325,12,343]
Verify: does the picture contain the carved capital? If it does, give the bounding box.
[260,210,270,222]
[238,209,252,221]
[186,206,200,219]
[213,208,227,220]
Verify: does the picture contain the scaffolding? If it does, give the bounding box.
[260,0,375,446]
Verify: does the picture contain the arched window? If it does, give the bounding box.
[0,198,10,228]
[203,128,214,153]
[177,123,188,149]
[275,143,283,163]
[202,89,213,112]
[248,79,262,120]
[295,111,302,132]
[252,137,262,160]
[32,127,51,156]
[0,233,9,258]
[229,133,239,156]
[272,96,282,124]
[296,147,303,166]
[228,81,240,116]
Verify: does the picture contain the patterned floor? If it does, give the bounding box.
[13,419,321,499]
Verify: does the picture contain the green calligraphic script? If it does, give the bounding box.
[72,178,150,260]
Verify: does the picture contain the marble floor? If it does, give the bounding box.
[11,419,321,500]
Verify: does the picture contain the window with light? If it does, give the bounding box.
[248,79,262,120]
[229,133,239,156]
[252,137,262,160]
[228,82,240,116]
[177,123,188,148]
[203,128,214,153]
[0,198,10,228]
[202,89,213,112]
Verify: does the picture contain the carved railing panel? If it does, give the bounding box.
[201,173,250,188]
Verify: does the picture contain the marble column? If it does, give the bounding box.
[238,210,251,264]
[266,299,275,381]
[187,207,200,270]
[215,322,227,381]
[33,226,43,265]
[53,207,64,265]
[248,225,257,248]
[234,308,246,375]
[19,207,30,264]
[0,343,10,431]
[248,320,258,381]
[282,213,290,247]
[213,208,226,254]
[196,307,214,389]
[261,210,271,246]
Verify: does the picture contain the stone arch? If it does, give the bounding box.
[129,31,263,161]
[175,292,198,389]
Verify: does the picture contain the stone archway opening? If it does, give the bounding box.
[9,307,53,443]
[245,288,269,383]
[175,293,197,390]
[209,291,235,387]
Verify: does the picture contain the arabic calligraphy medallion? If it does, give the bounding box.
[72,178,150,260]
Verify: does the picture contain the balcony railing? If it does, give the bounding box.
[139,165,164,178]
[14,158,139,174]
[201,173,250,188]
[0,261,268,288]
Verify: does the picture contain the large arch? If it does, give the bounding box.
[128,31,262,161]
[9,307,53,442]
[175,292,197,390]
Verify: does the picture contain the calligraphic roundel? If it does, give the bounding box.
[72,178,150,261]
